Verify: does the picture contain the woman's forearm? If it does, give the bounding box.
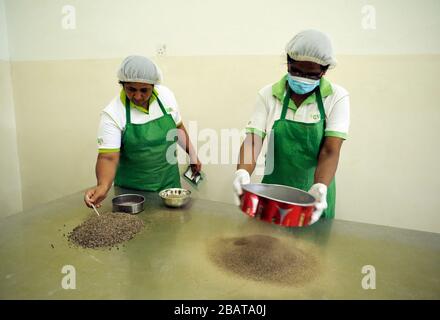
[177,124,198,163]
[96,153,120,190]
[314,141,342,186]
[237,133,263,174]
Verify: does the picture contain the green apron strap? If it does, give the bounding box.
[315,87,326,124]
[280,87,291,120]
[152,91,167,115]
[124,96,131,125]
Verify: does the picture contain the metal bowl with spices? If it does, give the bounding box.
[159,188,191,208]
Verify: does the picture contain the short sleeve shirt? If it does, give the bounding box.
[245,75,350,141]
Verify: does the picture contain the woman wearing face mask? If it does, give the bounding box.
[233,30,350,225]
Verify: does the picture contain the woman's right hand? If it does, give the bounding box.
[84,185,109,208]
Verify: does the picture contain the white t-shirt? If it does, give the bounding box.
[97,85,182,152]
[245,76,350,140]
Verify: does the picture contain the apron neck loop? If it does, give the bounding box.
[281,85,326,122]
[124,91,168,123]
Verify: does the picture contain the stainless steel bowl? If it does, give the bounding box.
[240,183,316,227]
[159,188,191,208]
[112,194,145,214]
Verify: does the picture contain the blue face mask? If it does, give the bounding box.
[287,74,320,95]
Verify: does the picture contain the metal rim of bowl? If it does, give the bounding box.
[242,183,316,206]
[112,193,145,206]
[159,188,191,199]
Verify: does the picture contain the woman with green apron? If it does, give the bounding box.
[233,30,350,225]
[84,56,201,208]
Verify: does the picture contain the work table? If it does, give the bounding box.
[0,187,439,299]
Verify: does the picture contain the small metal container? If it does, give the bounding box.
[112,194,145,214]
[159,188,191,208]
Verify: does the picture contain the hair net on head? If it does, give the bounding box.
[285,29,337,68]
[117,55,163,84]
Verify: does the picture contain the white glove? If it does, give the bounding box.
[233,169,251,206]
[308,183,328,225]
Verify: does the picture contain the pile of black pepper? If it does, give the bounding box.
[68,212,144,249]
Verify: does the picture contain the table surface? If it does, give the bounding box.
[1,187,439,299]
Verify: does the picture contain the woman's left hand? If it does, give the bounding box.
[190,157,202,177]
[308,183,328,224]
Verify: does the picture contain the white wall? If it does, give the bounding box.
[4,0,440,61]
[0,0,23,218]
[0,0,10,60]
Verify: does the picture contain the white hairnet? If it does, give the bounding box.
[117,55,162,84]
[285,29,337,68]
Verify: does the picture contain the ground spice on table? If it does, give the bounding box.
[208,234,319,286]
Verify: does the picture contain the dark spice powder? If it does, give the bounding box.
[208,234,319,286]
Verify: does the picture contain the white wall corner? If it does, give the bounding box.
[0,0,23,216]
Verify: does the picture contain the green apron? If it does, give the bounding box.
[114,93,181,191]
[262,85,336,219]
